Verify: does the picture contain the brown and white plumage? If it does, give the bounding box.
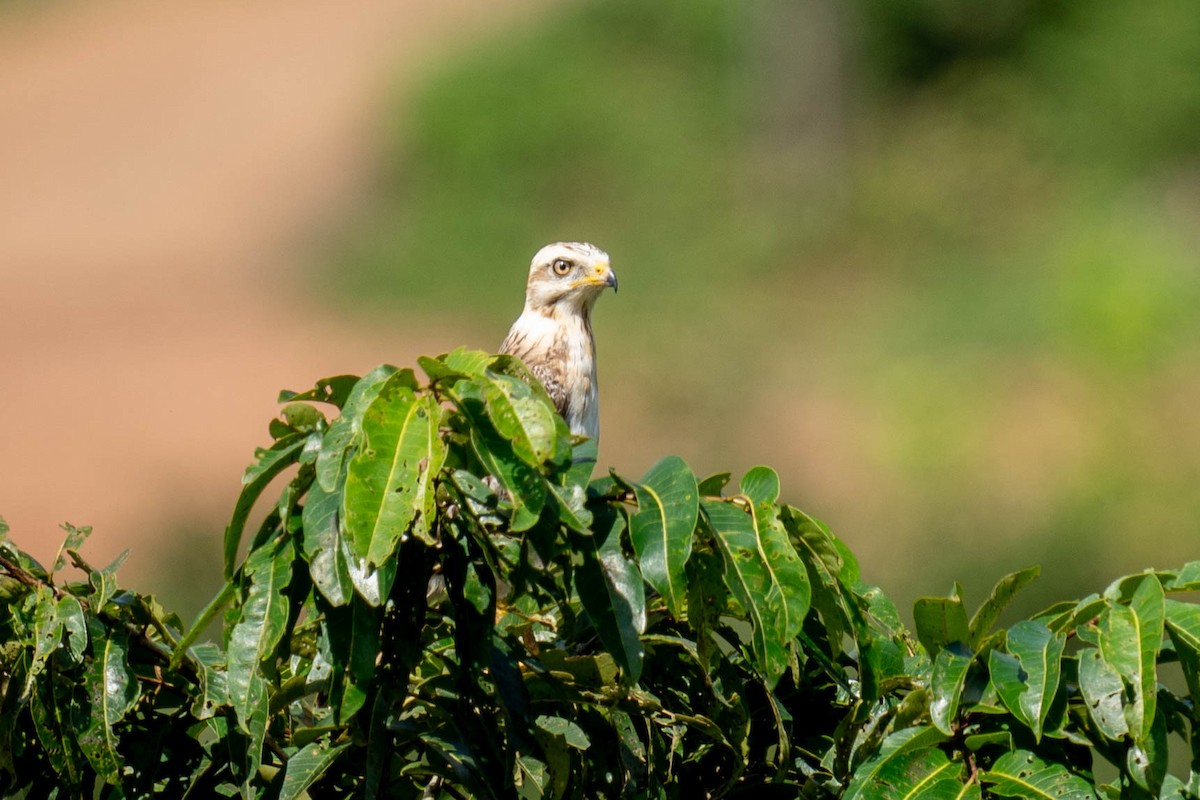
[500,242,617,444]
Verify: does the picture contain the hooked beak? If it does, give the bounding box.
[596,262,618,293]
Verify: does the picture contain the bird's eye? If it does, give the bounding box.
[551,258,573,276]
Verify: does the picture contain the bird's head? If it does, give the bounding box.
[523,242,617,314]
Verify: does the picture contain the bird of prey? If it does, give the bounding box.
[500,242,617,445]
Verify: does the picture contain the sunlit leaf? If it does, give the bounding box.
[227,538,294,732]
[224,433,306,577]
[316,365,397,493]
[969,566,1040,647]
[344,374,447,563]
[629,456,697,619]
[914,587,970,658]
[272,738,351,800]
[843,725,948,800]
[983,750,1099,799]
[930,643,973,735]
[78,621,138,782]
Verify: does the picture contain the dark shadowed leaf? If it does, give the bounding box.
[573,505,645,682]
[629,456,697,618]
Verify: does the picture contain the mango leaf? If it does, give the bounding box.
[629,456,698,619]
[315,365,397,493]
[31,671,86,789]
[224,433,306,577]
[1099,576,1163,744]
[983,750,1099,799]
[227,539,294,732]
[52,524,91,574]
[78,621,138,782]
[573,506,645,683]
[930,643,973,735]
[989,620,1064,742]
[301,480,352,607]
[846,745,965,800]
[969,566,1040,647]
[323,597,382,722]
[278,374,360,408]
[1076,647,1128,741]
[914,587,970,658]
[468,410,546,532]
[740,466,811,642]
[28,587,61,677]
[481,371,558,466]
[1168,561,1200,591]
[57,595,87,664]
[272,738,351,800]
[344,374,447,564]
[1126,708,1167,796]
[1164,599,1200,701]
[843,725,948,800]
[702,499,788,685]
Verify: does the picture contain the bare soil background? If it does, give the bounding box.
[0,0,548,603]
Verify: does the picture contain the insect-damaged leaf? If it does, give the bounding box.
[343,370,447,566]
[968,565,1040,648]
[316,365,397,493]
[740,466,810,642]
[227,538,294,733]
[929,643,973,735]
[629,456,697,619]
[987,620,1065,742]
[701,499,789,685]
[301,480,353,607]
[983,750,1100,799]
[78,620,138,782]
[481,370,559,466]
[271,738,352,800]
[843,725,949,800]
[1099,575,1163,744]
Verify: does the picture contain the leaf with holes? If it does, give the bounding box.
[629,456,697,619]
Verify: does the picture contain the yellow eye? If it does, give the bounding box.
[552,258,573,276]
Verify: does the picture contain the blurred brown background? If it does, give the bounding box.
[2,0,1198,620]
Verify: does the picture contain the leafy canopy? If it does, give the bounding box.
[1,350,1199,798]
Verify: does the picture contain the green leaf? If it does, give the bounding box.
[702,499,788,685]
[482,371,559,465]
[57,595,87,664]
[629,456,698,619]
[983,750,1100,799]
[573,506,645,683]
[1169,560,1200,591]
[278,374,360,408]
[1076,647,1128,741]
[1126,708,1167,796]
[52,523,92,574]
[323,597,381,721]
[930,644,973,735]
[227,539,294,732]
[224,433,306,578]
[1164,599,1200,701]
[969,566,1040,647]
[343,374,447,565]
[315,365,397,493]
[301,480,352,607]
[78,621,138,782]
[843,725,948,800]
[535,715,592,750]
[31,671,86,790]
[28,587,61,677]
[847,745,965,800]
[989,620,1065,742]
[468,410,546,532]
[1099,575,1163,744]
[272,738,351,800]
[914,587,970,658]
[741,467,810,642]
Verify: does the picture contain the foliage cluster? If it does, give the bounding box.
[324,0,1200,608]
[1,351,1198,798]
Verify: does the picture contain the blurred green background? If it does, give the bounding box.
[2,0,1196,625]
[316,0,1200,617]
